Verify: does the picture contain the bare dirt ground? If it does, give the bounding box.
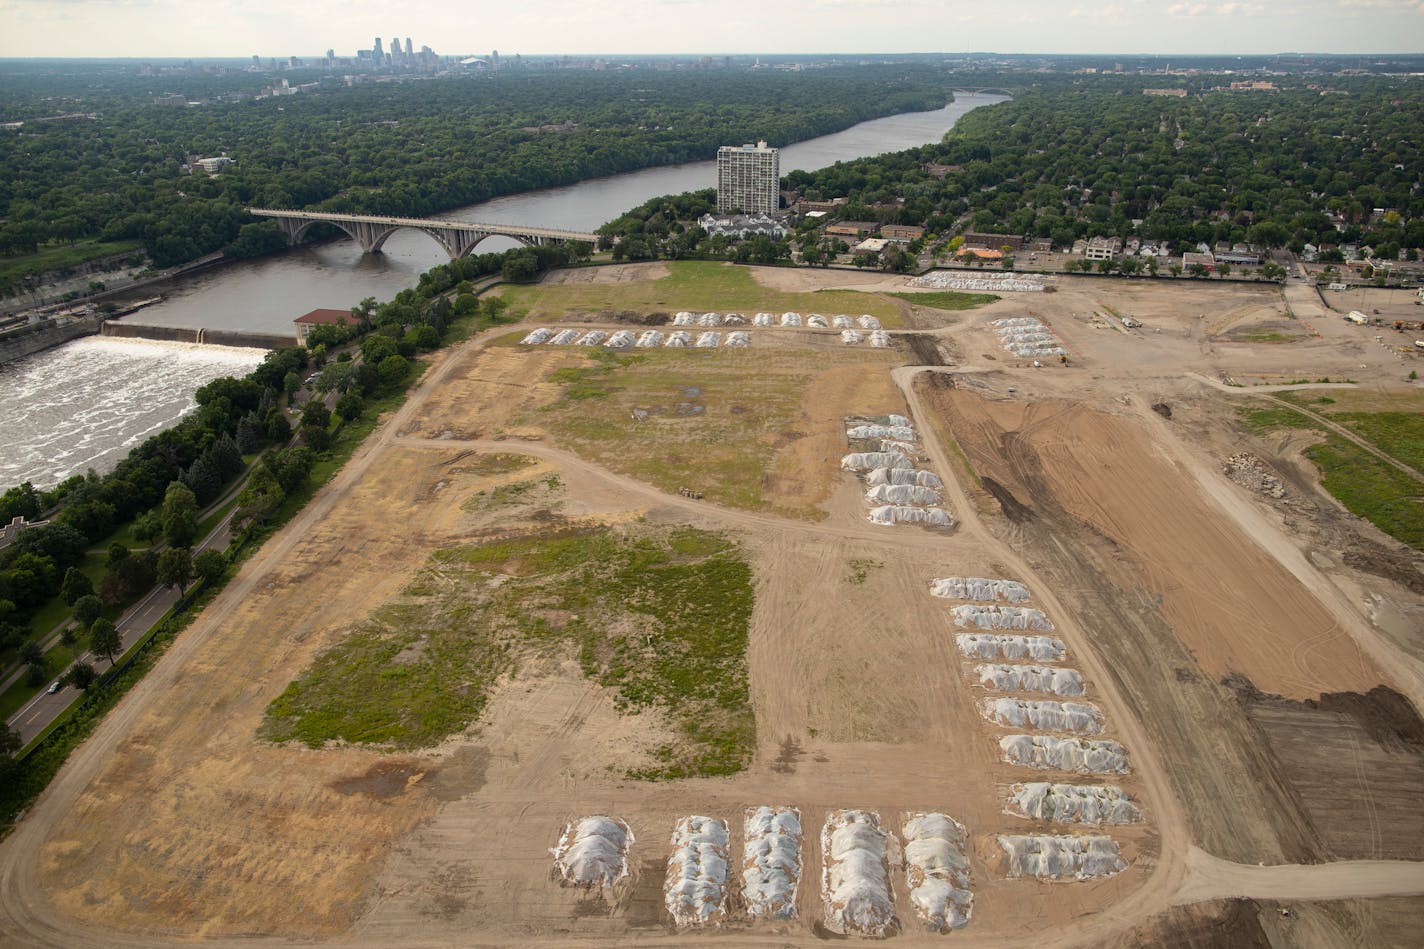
[3,267,1424,948]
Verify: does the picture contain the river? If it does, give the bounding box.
[3,94,1007,488]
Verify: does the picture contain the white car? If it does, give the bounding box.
[47,681,61,694]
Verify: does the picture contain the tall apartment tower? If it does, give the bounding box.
[716,141,780,215]
[405,38,414,57]
[373,37,384,59]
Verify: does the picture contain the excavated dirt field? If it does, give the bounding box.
[3,266,1424,948]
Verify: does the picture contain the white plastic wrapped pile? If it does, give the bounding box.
[902,812,972,932]
[981,698,1104,734]
[821,810,898,936]
[975,663,1084,696]
[672,311,695,326]
[866,483,943,506]
[807,314,829,328]
[847,423,916,441]
[841,330,863,345]
[664,816,730,927]
[520,327,553,345]
[869,331,891,348]
[841,451,914,472]
[743,806,801,920]
[695,331,721,348]
[636,330,665,348]
[1006,783,1142,825]
[951,605,1055,631]
[868,505,955,527]
[549,328,580,345]
[665,331,692,347]
[780,312,802,327]
[1000,735,1130,774]
[724,312,745,324]
[998,835,1127,881]
[858,315,882,330]
[992,317,1066,358]
[833,314,854,328]
[605,330,636,349]
[753,312,774,326]
[551,816,634,887]
[879,438,918,455]
[867,467,942,488]
[697,312,721,327]
[955,633,1066,662]
[930,577,1031,603]
[909,271,1046,293]
[724,331,750,347]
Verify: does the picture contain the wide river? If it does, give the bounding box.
[2,94,1007,488]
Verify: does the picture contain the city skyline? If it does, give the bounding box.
[1,0,1421,59]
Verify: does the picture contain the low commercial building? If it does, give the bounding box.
[881,224,925,243]
[1182,251,1215,272]
[1083,237,1121,261]
[963,232,1023,251]
[825,221,878,239]
[957,247,1004,262]
[853,237,890,254]
[294,307,353,345]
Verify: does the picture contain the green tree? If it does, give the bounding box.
[377,354,410,388]
[59,566,94,605]
[89,618,122,664]
[161,482,198,548]
[156,547,194,595]
[193,549,226,587]
[72,593,103,626]
[334,392,363,422]
[67,661,98,691]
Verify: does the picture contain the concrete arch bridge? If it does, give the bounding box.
[247,208,600,260]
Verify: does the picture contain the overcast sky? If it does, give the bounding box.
[1,0,1420,59]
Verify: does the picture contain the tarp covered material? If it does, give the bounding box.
[821,810,898,937]
[1006,783,1142,825]
[867,505,954,527]
[664,816,730,927]
[981,698,1104,734]
[930,577,1032,603]
[635,330,665,348]
[858,315,882,330]
[672,312,695,326]
[1000,735,1131,774]
[551,816,634,887]
[841,330,863,345]
[841,452,913,472]
[870,331,891,348]
[867,467,943,488]
[753,312,774,326]
[879,439,919,455]
[833,314,854,328]
[743,806,801,920]
[951,605,1054,631]
[887,414,911,427]
[575,331,607,346]
[975,663,1085,696]
[724,331,750,347]
[697,312,721,326]
[665,331,692,347]
[781,312,802,326]
[902,812,972,932]
[911,272,1046,292]
[955,634,1066,662]
[695,331,721,348]
[724,313,745,324]
[549,329,580,345]
[997,835,1127,881]
[605,330,636,349]
[847,424,917,441]
[866,483,943,506]
[520,328,553,345]
[807,314,829,327]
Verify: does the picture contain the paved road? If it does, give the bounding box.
[4,509,237,747]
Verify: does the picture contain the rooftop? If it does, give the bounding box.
[294,308,352,325]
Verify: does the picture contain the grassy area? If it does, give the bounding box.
[533,345,895,518]
[497,260,908,326]
[1242,331,1298,343]
[889,290,999,311]
[262,526,756,779]
[1240,403,1423,550]
[0,240,142,288]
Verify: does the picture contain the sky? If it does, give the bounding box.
[0,0,1421,59]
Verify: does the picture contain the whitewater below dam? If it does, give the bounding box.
[0,337,265,489]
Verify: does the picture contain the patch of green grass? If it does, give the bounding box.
[1243,331,1296,343]
[889,290,999,311]
[846,558,883,584]
[1306,435,1424,549]
[459,453,536,477]
[262,526,756,778]
[497,260,907,326]
[534,345,895,519]
[1237,404,1327,436]
[0,240,142,287]
[1327,412,1424,473]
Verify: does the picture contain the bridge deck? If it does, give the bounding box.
[248,208,598,243]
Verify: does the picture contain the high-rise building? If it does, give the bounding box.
[405,38,413,57]
[373,37,384,59]
[716,141,780,215]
